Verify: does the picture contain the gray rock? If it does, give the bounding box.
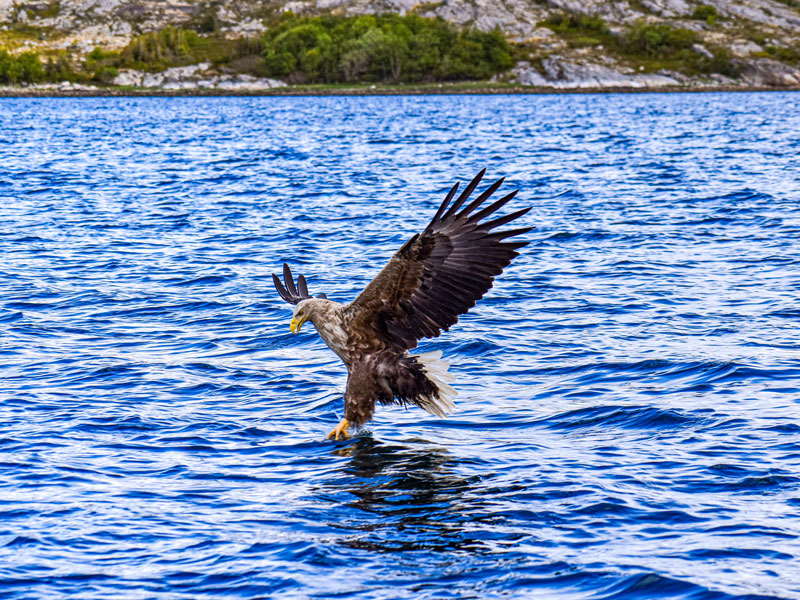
[542,57,680,88]
[640,0,691,17]
[729,40,764,58]
[739,58,800,87]
[112,69,143,87]
[112,64,287,90]
[708,73,738,85]
[692,44,714,60]
[503,61,549,86]
[505,58,681,89]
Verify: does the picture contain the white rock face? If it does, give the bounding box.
[501,61,549,86]
[112,69,144,86]
[504,58,681,89]
[692,44,714,60]
[112,63,288,90]
[224,18,267,37]
[729,40,764,58]
[639,0,691,17]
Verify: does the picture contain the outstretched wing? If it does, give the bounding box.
[273,263,327,305]
[343,169,531,351]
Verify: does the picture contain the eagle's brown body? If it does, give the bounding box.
[273,170,530,437]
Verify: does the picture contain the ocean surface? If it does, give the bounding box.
[1,92,799,599]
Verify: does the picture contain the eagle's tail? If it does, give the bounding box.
[413,350,457,418]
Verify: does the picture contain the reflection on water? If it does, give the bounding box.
[327,436,484,553]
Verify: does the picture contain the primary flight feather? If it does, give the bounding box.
[273,169,531,440]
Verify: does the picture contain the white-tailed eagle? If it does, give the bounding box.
[273,170,530,440]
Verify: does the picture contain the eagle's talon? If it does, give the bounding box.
[327,418,350,441]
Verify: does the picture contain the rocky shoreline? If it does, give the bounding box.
[3,52,799,97]
[2,82,798,98]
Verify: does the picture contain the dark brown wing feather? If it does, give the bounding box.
[343,170,531,351]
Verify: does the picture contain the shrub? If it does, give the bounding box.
[120,27,201,70]
[698,47,740,77]
[44,53,76,81]
[569,36,603,47]
[0,49,45,83]
[766,45,800,63]
[260,13,513,83]
[544,13,608,34]
[620,21,698,57]
[93,66,119,83]
[691,5,718,25]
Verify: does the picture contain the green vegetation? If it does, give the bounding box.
[544,12,608,35]
[0,49,45,83]
[92,26,266,76]
[539,13,740,77]
[82,14,511,84]
[3,13,510,86]
[260,13,513,83]
[43,52,78,82]
[620,21,739,76]
[762,45,800,63]
[120,27,202,69]
[691,5,719,25]
[26,1,61,20]
[541,13,611,47]
[619,21,698,56]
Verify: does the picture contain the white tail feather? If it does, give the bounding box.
[414,350,457,418]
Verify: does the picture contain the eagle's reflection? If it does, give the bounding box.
[324,435,488,553]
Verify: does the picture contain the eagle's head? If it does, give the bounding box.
[290,298,333,334]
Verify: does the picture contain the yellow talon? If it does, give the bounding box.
[327,418,350,441]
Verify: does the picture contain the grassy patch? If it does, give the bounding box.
[1,23,55,43]
[541,13,740,78]
[26,1,61,20]
[619,21,698,56]
[410,1,446,12]
[543,12,609,35]
[691,5,719,25]
[538,13,616,50]
[756,45,800,63]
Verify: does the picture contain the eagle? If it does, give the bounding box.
[273,170,531,440]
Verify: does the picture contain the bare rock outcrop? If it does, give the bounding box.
[739,58,800,86]
[501,58,682,89]
[113,63,288,90]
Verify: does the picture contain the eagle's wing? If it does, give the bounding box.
[343,170,531,351]
[273,263,327,305]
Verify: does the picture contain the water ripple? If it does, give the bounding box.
[0,93,799,599]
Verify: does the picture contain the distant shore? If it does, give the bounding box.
[1,82,799,98]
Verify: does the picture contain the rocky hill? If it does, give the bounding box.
[1,0,799,90]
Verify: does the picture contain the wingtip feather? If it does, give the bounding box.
[283,263,298,296]
[428,182,460,229]
[444,169,486,219]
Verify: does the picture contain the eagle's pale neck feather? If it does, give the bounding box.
[300,299,349,362]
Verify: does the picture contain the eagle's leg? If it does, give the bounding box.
[327,418,350,441]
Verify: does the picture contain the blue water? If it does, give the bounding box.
[1,93,799,599]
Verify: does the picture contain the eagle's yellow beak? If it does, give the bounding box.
[290,315,307,334]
